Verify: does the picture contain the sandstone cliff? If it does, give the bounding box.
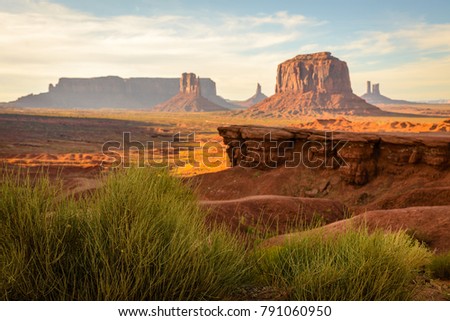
[218,125,450,185]
[9,75,238,109]
[152,73,228,112]
[242,52,386,117]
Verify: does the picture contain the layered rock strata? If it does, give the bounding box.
[218,125,450,185]
[243,52,386,117]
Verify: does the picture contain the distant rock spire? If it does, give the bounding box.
[256,83,262,95]
[366,81,371,94]
[196,76,202,97]
[372,83,380,95]
[180,72,198,94]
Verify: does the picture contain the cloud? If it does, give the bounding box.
[331,32,396,55]
[333,22,450,59]
[394,23,450,52]
[329,22,450,100]
[351,55,450,100]
[222,11,323,29]
[0,1,327,101]
[0,1,449,102]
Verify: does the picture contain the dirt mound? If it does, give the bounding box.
[264,206,450,253]
[371,187,450,210]
[192,164,450,214]
[201,195,347,236]
[153,92,227,112]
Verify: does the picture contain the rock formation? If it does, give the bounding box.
[241,52,386,118]
[180,72,199,94]
[230,83,268,108]
[8,75,239,109]
[361,81,416,105]
[218,125,450,185]
[152,73,228,112]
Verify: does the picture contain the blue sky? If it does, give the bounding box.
[1,0,450,101]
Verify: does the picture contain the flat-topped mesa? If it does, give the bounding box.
[275,52,352,95]
[8,75,240,109]
[242,52,386,117]
[218,125,450,185]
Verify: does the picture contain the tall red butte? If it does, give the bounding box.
[243,52,386,117]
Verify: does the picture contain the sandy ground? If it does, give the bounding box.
[1,107,449,299]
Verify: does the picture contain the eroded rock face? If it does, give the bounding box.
[275,52,352,95]
[180,72,199,95]
[153,73,228,112]
[218,125,450,185]
[242,52,386,117]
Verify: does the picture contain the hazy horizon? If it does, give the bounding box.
[1,0,450,102]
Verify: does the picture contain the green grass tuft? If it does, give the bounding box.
[1,167,250,300]
[428,252,450,280]
[255,228,431,300]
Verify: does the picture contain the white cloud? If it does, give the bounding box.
[333,22,450,59]
[332,32,396,55]
[0,1,449,102]
[331,22,450,100]
[0,1,325,101]
[222,11,322,29]
[351,55,450,100]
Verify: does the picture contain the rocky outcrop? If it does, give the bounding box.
[230,83,268,108]
[241,52,386,118]
[153,73,228,112]
[218,125,450,185]
[274,52,352,94]
[180,72,199,94]
[9,75,238,109]
[361,81,416,105]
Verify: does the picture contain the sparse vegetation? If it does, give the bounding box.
[255,229,431,300]
[0,167,250,300]
[429,252,450,280]
[0,168,436,300]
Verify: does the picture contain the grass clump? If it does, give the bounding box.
[256,229,431,300]
[1,167,250,300]
[0,167,435,301]
[428,252,450,280]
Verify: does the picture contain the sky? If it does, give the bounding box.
[1,0,450,102]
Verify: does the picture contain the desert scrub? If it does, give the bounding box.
[256,228,431,300]
[0,167,251,300]
[428,252,450,280]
